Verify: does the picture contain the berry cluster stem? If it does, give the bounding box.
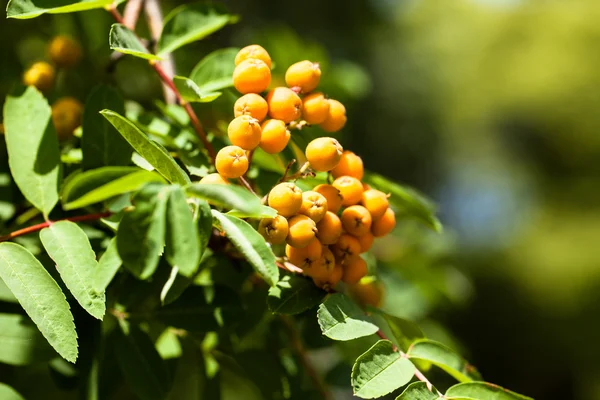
[0,211,113,243]
[106,4,216,163]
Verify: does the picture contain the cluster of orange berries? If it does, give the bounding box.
[203,44,396,293]
[212,44,347,180]
[21,35,83,141]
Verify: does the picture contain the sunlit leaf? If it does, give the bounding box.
[109,24,162,60]
[317,293,379,341]
[165,185,200,277]
[0,313,55,366]
[352,340,416,399]
[0,242,78,363]
[396,382,440,400]
[226,205,278,219]
[267,274,326,315]
[186,183,262,215]
[173,76,222,103]
[7,0,114,19]
[94,238,121,292]
[190,47,239,93]
[445,382,533,400]
[0,383,25,400]
[407,339,481,382]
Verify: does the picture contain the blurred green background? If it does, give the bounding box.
[2,0,600,399]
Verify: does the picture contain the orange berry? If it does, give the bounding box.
[362,182,371,191]
[331,151,364,180]
[23,61,55,92]
[349,280,384,308]
[260,119,291,154]
[234,93,268,121]
[235,44,272,69]
[286,238,322,271]
[341,205,372,237]
[357,232,374,253]
[215,145,249,178]
[48,35,82,68]
[199,173,229,185]
[299,191,328,223]
[372,208,396,237]
[309,246,336,279]
[51,97,83,141]
[301,92,330,125]
[233,59,271,94]
[227,115,262,150]
[332,176,363,206]
[267,182,303,217]
[285,60,321,93]
[305,137,343,172]
[316,211,342,245]
[331,234,361,264]
[266,87,302,123]
[313,184,343,214]
[287,215,318,248]
[361,189,389,221]
[342,257,368,284]
[319,99,346,132]
[258,215,289,244]
[313,263,343,290]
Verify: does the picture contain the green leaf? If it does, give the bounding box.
[211,211,279,286]
[445,382,533,400]
[195,199,212,259]
[62,167,165,210]
[117,183,169,279]
[267,274,326,315]
[109,24,162,61]
[186,183,262,215]
[40,221,106,320]
[114,323,171,400]
[407,339,481,382]
[82,85,132,170]
[165,186,200,277]
[352,340,416,399]
[317,293,379,341]
[6,0,114,19]
[396,382,440,400]
[94,238,121,292]
[150,286,243,333]
[189,47,239,93]
[226,205,278,219]
[365,172,442,233]
[0,313,55,366]
[173,76,222,103]
[3,86,61,217]
[157,3,236,56]
[0,383,25,400]
[101,110,190,185]
[0,242,78,363]
[379,311,425,352]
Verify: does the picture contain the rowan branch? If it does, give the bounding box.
[122,0,144,30]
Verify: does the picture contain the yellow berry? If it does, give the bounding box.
[372,208,396,237]
[234,93,268,121]
[313,263,343,290]
[341,205,372,237]
[299,191,328,223]
[301,92,330,125]
[331,151,364,180]
[235,45,272,69]
[215,145,249,178]
[260,119,291,154]
[313,184,343,214]
[287,214,317,248]
[332,176,363,206]
[23,62,55,92]
[228,115,262,150]
[48,35,82,68]
[233,59,271,94]
[286,238,322,271]
[309,246,336,280]
[357,232,374,253]
[285,60,321,93]
[349,280,384,308]
[267,182,303,217]
[319,99,346,132]
[316,211,342,245]
[51,97,83,141]
[331,234,361,265]
[199,173,229,185]
[266,87,302,123]
[258,215,289,244]
[305,137,343,172]
[342,257,368,284]
[361,189,389,221]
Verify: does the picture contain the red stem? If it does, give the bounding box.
[0,212,113,243]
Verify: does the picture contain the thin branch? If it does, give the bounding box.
[0,212,113,243]
[238,176,257,196]
[281,316,333,400]
[123,0,144,30]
